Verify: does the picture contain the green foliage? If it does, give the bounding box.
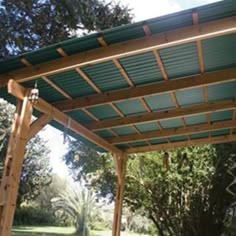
[64,140,116,201]
[0,0,133,56]
[14,206,58,226]
[64,140,236,236]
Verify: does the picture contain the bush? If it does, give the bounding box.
[14,206,58,226]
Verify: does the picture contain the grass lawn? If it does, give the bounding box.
[12,226,150,236]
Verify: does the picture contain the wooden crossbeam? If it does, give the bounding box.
[84,100,236,130]
[107,120,236,144]
[8,80,122,155]
[53,68,236,111]
[125,134,236,153]
[1,17,235,87]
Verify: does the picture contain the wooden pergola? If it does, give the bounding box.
[0,1,236,235]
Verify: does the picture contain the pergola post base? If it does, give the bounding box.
[0,91,33,236]
[112,153,127,236]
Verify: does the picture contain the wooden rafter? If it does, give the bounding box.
[8,80,122,155]
[84,100,235,131]
[143,26,169,143]
[97,37,151,146]
[126,134,236,154]
[144,23,190,141]
[192,12,211,134]
[53,68,236,111]
[1,17,235,87]
[107,120,236,144]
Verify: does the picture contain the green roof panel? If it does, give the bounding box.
[82,61,129,92]
[207,81,236,102]
[169,135,188,142]
[189,132,209,140]
[22,79,65,103]
[66,110,95,123]
[87,104,120,120]
[148,10,193,34]
[95,130,115,139]
[135,122,160,133]
[202,34,236,72]
[185,114,207,126]
[0,57,25,74]
[198,0,236,23]
[150,138,168,145]
[48,70,97,98]
[144,93,175,111]
[119,52,164,86]
[159,43,200,79]
[113,126,137,136]
[175,87,204,107]
[160,118,183,129]
[130,141,147,147]
[210,110,233,122]
[115,99,146,116]
[211,129,230,137]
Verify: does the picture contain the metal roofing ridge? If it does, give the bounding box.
[0,0,231,64]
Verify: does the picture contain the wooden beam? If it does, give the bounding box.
[125,134,236,153]
[75,67,102,93]
[27,114,52,141]
[53,68,236,111]
[107,120,236,144]
[1,17,235,87]
[0,92,33,236]
[143,27,169,143]
[192,13,211,129]
[84,100,235,131]
[112,153,127,236]
[8,80,122,155]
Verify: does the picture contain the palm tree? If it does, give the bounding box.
[52,183,100,235]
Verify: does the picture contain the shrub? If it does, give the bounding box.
[14,206,58,226]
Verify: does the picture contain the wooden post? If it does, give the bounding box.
[112,153,127,236]
[0,89,33,236]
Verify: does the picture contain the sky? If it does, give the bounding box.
[43,0,220,177]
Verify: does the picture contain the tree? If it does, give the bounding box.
[52,183,101,235]
[64,140,236,236]
[0,0,132,56]
[0,99,52,206]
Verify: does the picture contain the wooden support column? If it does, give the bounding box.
[0,90,33,236]
[112,153,127,236]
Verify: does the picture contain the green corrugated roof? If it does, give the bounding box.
[0,0,235,153]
